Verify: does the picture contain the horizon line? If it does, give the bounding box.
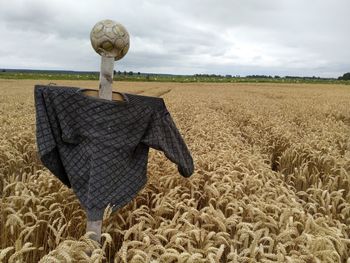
[0,67,341,79]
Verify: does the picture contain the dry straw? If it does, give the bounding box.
[0,80,350,262]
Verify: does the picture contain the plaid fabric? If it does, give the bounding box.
[34,85,194,220]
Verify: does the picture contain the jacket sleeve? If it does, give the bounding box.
[34,85,71,188]
[141,107,194,178]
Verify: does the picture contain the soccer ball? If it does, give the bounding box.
[90,19,130,61]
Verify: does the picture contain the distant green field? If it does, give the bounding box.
[0,71,349,84]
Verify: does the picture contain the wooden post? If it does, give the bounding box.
[86,220,103,243]
[87,19,130,245]
[98,56,115,100]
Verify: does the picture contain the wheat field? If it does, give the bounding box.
[0,79,349,263]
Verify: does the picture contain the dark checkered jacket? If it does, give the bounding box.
[34,85,194,220]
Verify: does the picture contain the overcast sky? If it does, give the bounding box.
[0,0,349,77]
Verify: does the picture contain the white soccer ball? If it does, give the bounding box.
[90,19,130,61]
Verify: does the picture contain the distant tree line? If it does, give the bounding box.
[113,70,141,76]
[338,72,350,80]
[2,68,349,81]
[246,75,273,78]
[193,74,340,80]
[284,76,321,79]
[194,74,226,77]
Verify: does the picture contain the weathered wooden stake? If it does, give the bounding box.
[98,56,115,100]
[86,220,103,243]
[87,19,130,245]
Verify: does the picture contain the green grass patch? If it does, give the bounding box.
[0,71,349,85]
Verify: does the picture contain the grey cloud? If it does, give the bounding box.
[0,0,349,77]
